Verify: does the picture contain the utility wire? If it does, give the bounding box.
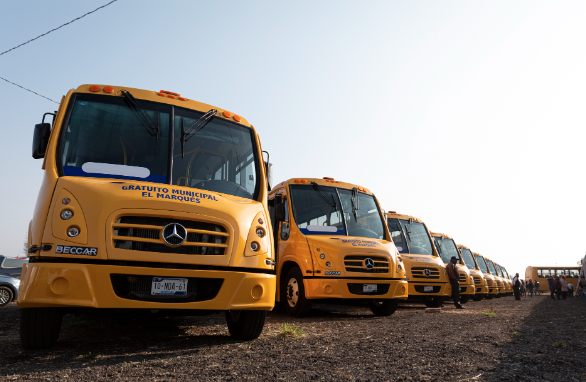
[0,0,119,57]
[0,76,58,103]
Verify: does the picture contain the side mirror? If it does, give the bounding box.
[32,123,51,159]
[265,162,273,191]
[275,202,285,222]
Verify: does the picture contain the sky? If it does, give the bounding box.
[1,1,585,276]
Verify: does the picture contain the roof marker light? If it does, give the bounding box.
[295,179,300,183]
[323,177,334,180]
[167,95,176,99]
[223,111,232,118]
[156,93,166,97]
[233,115,241,122]
[103,86,114,94]
[160,90,180,96]
[301,179,307,183]
[178,97,186,101]
[89,85,100,92]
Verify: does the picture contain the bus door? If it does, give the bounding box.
[269,193,290,265]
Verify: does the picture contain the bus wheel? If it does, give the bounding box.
[459,296,470,304]
[472,295,483,302]
[283,267,312,317]
[0,286,13,307]
[423,296,445,308]
[225,310,267,340]
[20,308,63,350]
[486,294,495,299]
[368,299,399,316]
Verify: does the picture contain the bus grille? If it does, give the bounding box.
[473,276,482,284]
[486,279,493,286]
[347,283,391,295]
[411,267,440,279]
[343,255,389,273]
[459,274,467,282]
[496,280,502,287]
[113,216,228,255]
[110,274,223,303]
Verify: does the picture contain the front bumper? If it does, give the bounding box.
[406,281,450,297]
[303,278,408,299]
[446,283,476,295]
[474,285,489,294]
[17,263,275,310]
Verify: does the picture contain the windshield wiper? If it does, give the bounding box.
[351,187,360,222]
[121,91,160,154]
[310,182,337,208]
[180,109,217,157]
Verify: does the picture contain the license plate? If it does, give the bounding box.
[363,284,377,292]
[424,286,434,292]
[151,277,188,295]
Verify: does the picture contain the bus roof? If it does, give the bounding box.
[72,84,252,128]
[384,212,424,223]
[271,178,373,195]
[430,231,453,240]
[526,265,580,269]
[456,244,470,249]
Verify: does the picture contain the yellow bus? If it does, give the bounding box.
[430,233,475,304]
[494,262,512,296]
[525,266,582,286]
[473,253,499,299]
[483,256,505,297]
[385,213,450,307]
[456,244,489,301]
[19,84,276,349]
[268,178,408,317]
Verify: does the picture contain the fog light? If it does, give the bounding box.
[256,228,265,238]
[61,210,73,220]
[67,227,80,237]
[320,254,325,259]
[325,262,331,267]
[250,242,260,252]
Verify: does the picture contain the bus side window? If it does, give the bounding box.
[537,269,542,278]
[541,269,550,278]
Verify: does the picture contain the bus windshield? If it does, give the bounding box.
[58,93,259,200]
[387,218,433,255]
[475,255,489,273]
[459,248,477,270]
[486,259,498,275]
[433,237,460,264]
[289,185,385,240]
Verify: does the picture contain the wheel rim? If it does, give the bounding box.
[0,289,9,304]
[286,277,299,307]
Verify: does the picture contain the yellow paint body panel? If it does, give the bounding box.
[19,84,275,311]
[385,213,450,298]
[270,178,408,302]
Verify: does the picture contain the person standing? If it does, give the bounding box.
[555,277,562,300]
[567,282,574,297]
[547,276,556,300]
[527,279,534,297]
[534,280,540,296]
[446,256,464,309]
[520,280,525,296]
[513,273,521,300]
[560,275,568,300]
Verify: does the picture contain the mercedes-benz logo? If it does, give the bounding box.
[364,258,375,269]
[162,223,187,246]
[424,269,431,277]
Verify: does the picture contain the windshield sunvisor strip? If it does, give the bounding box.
[63,166,166,183]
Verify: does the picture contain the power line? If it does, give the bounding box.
[0,75,58,103]
[0,0,119,57]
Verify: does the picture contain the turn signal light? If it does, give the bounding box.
[103,86,114,94]
[89,85,100,92]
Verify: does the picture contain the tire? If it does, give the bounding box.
[282,267,312,317]
[460,295,470,304]
[472,295,483,302]
[225,310,266,341]
[20,308,63,350]
[368,299,399,316]
[423,296,445,308]
[0,286,14,307]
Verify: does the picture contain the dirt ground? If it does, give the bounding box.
[0,295,584,381]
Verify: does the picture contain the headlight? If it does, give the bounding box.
[60,210,73,220]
